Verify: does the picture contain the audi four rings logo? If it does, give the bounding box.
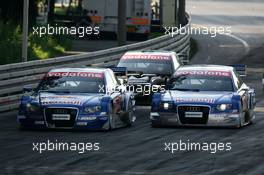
[54,109,68,114]
[185,107,200,111]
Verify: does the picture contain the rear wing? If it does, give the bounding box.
[109,67,127,77]
[230,64,247,77]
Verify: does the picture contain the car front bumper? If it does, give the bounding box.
[150,112,242,127]
[17,113,110,130]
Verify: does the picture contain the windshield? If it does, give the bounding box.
[117,58,173,75]
[37,72,105,94]
[169,74,234,92]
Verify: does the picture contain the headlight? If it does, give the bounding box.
[26,103,40,112]
[217,104,232,111]
[160,102,173,110]
[84,106,101,113]
[163,103,169,109]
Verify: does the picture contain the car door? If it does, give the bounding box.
[107,70,125,112]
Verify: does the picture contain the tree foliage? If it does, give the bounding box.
[0,0,38,26]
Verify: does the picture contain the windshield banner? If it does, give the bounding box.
[122,55,171,60]
[47,72,103,78]
[175,71,231,77]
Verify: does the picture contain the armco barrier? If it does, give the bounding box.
[0,17,191,112]
[262,73,264,91]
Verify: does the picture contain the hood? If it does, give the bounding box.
[162,91,234,105]
[35,92,104,107]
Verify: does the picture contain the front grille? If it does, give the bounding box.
[178,106,209,124]
[45,108,78,128]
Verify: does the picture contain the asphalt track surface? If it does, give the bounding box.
[1,0,264,174]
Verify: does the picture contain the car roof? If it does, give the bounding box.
[49,67,108,74]
[176,65,234,72]
[124,50,176,56]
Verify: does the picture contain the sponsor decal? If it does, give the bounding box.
[42,96,76,99]
[175,97,215,104]
[47,72,103,78]
[41,100,83,105]
[79,116,97,121]
[41,96,89,105]
[175,70,231,77]
[122,54,171,60]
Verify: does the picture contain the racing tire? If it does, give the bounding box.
[245,110,255,126]
[126,100,134,127]
[236,111,246,128]
[236,101,247,128]
[126,114,132,127]
[108,104,115,130]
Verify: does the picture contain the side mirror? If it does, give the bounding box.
[242,88,249,92]
[240,85,249,92]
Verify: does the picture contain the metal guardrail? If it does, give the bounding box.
[0,17,191,112]
[262,73,264,91]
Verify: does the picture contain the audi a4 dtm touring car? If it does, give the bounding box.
[150,65,256,128]
[116,50,183,104]
[17,68,136,130]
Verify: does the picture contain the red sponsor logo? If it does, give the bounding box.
[122,55,171,60]
[42,100,83,105]
[175,70,231,77]
[175,97,215,104]
[47,72,103,78]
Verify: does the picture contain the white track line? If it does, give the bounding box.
[192,24,250,55]
[221,33,250,54]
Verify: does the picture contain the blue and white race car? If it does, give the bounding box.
[150,65,256,128]
[17,68,136,130]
